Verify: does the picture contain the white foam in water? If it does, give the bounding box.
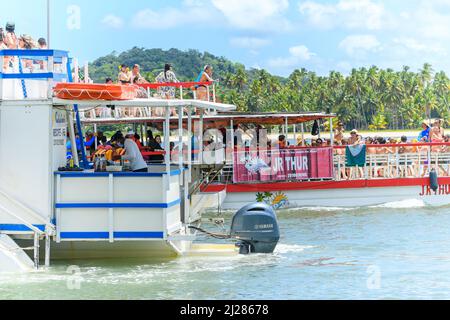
[371,199,425,209]
[285,206,355,212]
[274,244,315,254]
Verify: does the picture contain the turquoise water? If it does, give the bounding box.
[2,203,450,300]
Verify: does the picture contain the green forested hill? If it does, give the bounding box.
[89,47,245,83]
[89,48,450,131]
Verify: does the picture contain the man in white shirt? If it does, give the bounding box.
[120,131,148,172]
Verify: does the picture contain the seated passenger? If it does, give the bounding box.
[131,64,148,84]
[118,64,132,84]
[278,135,287,149]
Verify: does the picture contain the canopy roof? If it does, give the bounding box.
[52,98,236,113]
[80,111,335,126]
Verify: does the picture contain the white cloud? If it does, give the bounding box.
[339,35,381,57]
[230,37,271,49]
[101,14,124,29]
[299,0,387,30]
[131,6,214,29]
[392,38,445,55]
[212,0,290,31]
[289,45,314,60]
[268,45,316,68]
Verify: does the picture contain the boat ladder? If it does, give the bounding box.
[0,189,55,270]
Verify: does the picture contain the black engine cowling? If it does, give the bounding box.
[230,203,280,254]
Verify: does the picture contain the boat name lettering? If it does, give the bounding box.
[420,184,450,196]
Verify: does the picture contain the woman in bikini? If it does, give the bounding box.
[196,65,214,103]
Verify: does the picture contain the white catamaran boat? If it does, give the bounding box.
[0,49,242,271]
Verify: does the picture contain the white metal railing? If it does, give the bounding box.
[334,146,450,181]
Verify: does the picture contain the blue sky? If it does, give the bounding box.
[6,0,450,76]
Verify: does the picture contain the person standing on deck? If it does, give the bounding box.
[116,131,148,173]
[195,65,214,102]
[155,63,179,99]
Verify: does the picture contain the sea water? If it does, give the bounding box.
[2,203,450,300]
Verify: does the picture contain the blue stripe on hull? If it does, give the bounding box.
[55,199,181,209]
[60,231,164,239]
[0,224,45,232]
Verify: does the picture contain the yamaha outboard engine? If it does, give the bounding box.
[230,203,280,254]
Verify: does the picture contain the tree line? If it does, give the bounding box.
[89,48,450,131]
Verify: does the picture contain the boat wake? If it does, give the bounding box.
[370,199,425,209]
[274,244,315,254]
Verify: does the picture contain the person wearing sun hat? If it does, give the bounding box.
[348,129,361,146]
[115,131,148,172]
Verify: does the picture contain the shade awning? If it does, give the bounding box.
[52,98,236,112]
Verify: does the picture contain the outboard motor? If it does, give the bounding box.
[230,203,280,254]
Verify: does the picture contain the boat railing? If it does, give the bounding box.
[333,142,450,181]
[194,142,450,185]
[0,49,70,100]
[77,81,216,119]
[137,81,216,102]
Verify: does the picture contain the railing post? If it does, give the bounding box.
[212,83,216,103]
[33,232,40,270]
[45,232,51,267]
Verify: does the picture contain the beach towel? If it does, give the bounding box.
[346,145,366,167]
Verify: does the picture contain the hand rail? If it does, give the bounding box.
[0,188,54,235]
[137,81,213,89]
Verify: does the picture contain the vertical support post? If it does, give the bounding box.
[188,107,192,183]
[180,86,183,100]
[56,175,61,243]
[230,119,235,172]
[45,232,50,267]
[47,0,51,48]
[285,116,288,137]
[47,55,54,99]
[108,174,114,243]
[73,58,79,83]
[330,118,334,146]
[94,123,98,149]
[301,123,305,146]
[199,112,204,165]
[164,105,171,187]
[144,122,148,147]
[293,124,297,146]
[84,62,89,83]
[207,85,210,102]
[178,106,183,171]
[33,232,40,270]
[212,83,216,103]
[66,58,88,168]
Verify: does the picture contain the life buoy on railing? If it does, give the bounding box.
[53,83,138,101]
